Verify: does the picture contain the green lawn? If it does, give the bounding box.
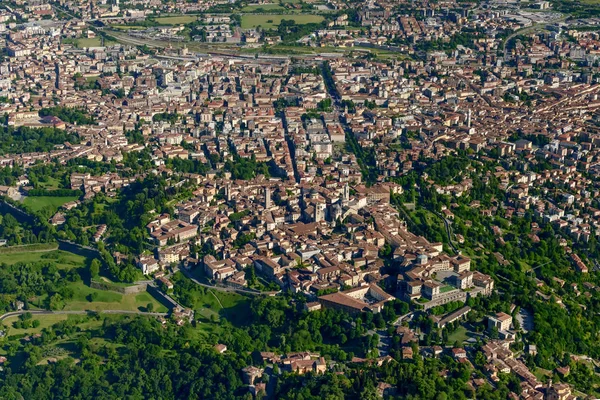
[38,177,62,191]
[440,285,455,293]
[189,289,252,330]
[22,196,79,213]
[63,37,114,48]
[447,326,469,344]
[76,38,103,47]
[3,314,69,336]
[172,274,251,324]
[242,4,285,12]
[0,247,87,270]
[61,282,168,313]
[241,14,324,29]
[154,15,197,25]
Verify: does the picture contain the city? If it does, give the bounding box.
[0,0,599,398]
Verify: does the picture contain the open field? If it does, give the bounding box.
[63,37,115,48]
[22,196,79,212]
[172,274,251,324]
[154,15,198,25]
[2,314,69,336]
[0,247,87,270]
[61,282,168,313]
[75,38,103,47]
[0,242,58,254]
[241,14,324,29]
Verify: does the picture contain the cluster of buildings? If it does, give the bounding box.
[2,0,600,395]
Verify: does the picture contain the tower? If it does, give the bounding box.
[265,187,271,209]
[343,183,349,203]
[467,109,472,129]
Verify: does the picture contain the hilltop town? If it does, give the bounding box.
[2,0,600,398]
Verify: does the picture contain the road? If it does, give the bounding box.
[0,309,168,321]
[180,268,268,296]
[393,311,415,326]
[433,210,459,254]
[502,14,566,62]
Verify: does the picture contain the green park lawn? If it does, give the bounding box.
[241,14,324,29]
[22,196,79,213]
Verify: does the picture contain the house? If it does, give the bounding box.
[137,255,160,275]
[452,348,467,359]
[214,344,227,354]
[158,276,174,290]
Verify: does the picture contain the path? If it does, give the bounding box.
[210,290,224,309]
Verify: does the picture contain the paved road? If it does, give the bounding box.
[393,312,415,326]
[0,309,168,321]
[433,211,459,254]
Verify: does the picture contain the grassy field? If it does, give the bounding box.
[76,38,103,47]
[22,196,79,213]
[3,314,69,336]
[37,177,62,191]
[172,274,251,324]
[447,326,469,344]
[241,14,324,29]
[0,248,87,270]
[242,3,285,12]
[154,15,198,25]
[63,37,115,48]
[60,282,168,313]
[0,242,57,254]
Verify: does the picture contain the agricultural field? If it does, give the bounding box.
[22,195,79,213]
[241,14,324,29]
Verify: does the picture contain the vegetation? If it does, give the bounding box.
[40,106,95,125]
[0,126,79,155]
[241,14,324,30]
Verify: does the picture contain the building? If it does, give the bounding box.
[318,284,394,314]
[488,312,512,332]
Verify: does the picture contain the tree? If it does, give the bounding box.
[147,302,154,312]
[89,259,101,278]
